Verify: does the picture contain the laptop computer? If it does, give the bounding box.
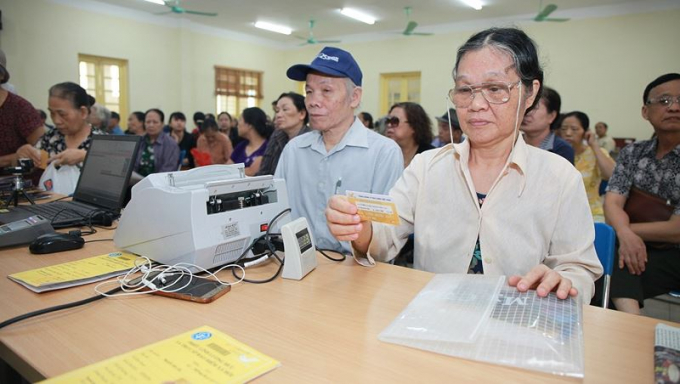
[0,134,142,228]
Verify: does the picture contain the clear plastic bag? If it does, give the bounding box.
[379,274,584,378]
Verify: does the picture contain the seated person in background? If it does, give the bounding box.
[560,111,615,222]
[606,73,680,315]
[168,111,196,168]
[0,48,43,168]
[520,86,574,164]
[218,111,241,148]
[227,107,271,176]
[22,83,104,194]
[385,102,434,168]
[358,111,374,129]
[257,92,310,176]
[107,111,124,135]
[134,108,179,178]
[432,108,463,147]
[277,46,403,254]
[326,27,602,299]
[126,111,145,136]
[190,111,205,139]
[195,117,233,165]
[31,82,102,168]
[595,121,616,155]
[37,109,54,132]
[89,103,110,133]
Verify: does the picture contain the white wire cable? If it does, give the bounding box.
[93,256,246,298]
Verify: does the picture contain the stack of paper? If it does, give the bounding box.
[8,252,143,293]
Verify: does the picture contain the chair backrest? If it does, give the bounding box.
[594,222,616,276]
[177,149,187,171]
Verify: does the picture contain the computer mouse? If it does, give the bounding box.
[29,233,85,254]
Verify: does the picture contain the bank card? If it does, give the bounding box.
[346,190,400,225]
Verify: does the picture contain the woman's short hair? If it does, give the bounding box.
[199,117,219,133]
[277,92,309,125]
[453,27,544,112]
[49,82,93,112]
[359,112,374,128]
[562,111,590,131]
[131,111,145,123]
[389,102,433,147]
[145,108,165,123]
[169,112,186,122]
[242,107,273,139]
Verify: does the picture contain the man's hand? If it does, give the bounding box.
[508,265,578,299]
[617,228,647,275]
[48,149,86,167]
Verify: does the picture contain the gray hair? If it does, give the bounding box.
[90,103,111,130]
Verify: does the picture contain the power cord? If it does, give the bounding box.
[0,286,122,330]
[317,248,347,262]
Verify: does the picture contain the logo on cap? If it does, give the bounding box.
[318,53,339,62]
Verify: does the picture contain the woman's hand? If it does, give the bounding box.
[48,149,87,166]
[508,265,578,299]
[616,227,647,275]
[585,131,599,150]
[15,144,40,165]
[326,195,363,241]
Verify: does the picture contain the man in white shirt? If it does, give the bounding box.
[275,47,403,254]
[595,121,616,155]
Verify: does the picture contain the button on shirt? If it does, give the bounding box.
[275,117,403,253]
[363,134,603,299]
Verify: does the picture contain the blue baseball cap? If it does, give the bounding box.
[286,46,362,86]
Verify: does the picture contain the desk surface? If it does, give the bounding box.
[0,228,674,383]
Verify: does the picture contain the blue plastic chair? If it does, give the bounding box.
[177,149,187,170]
[594,223,616,308]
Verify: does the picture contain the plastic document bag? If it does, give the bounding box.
[39,162,80,195]
[379,274,585,378]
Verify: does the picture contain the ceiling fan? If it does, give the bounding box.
[154,0,218,17]
[401,7,433,36]
[295,20,341,46]
[534,1,569,22]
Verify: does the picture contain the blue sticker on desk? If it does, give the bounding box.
[192,331,212,341]
[108,252,123,257]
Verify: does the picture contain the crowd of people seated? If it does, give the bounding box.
[1,31,677,317]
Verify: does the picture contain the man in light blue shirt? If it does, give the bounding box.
[275,47,403,254]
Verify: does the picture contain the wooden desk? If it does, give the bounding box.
[0,229,673,383]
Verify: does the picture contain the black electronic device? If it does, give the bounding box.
[0,135,142,228]
[0,215,55,248]
[29,232,85,254]
[132,271,230,303]
[1,158,36,207]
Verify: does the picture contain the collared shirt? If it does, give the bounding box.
[597,135,616,154]
[538,131,575,164]
[135,132,180,174]
[364,134,603,299]
[257,125,311,176]
[275,117,403,253]
[607,137,680,215]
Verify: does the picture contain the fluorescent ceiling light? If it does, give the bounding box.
[461,0,483,11]
[144,0,166,5]
[254,21,292,35]
[340,8,376,25]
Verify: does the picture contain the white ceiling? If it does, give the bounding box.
[61,0,680,47]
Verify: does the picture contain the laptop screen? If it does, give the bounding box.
[72,135,141,211]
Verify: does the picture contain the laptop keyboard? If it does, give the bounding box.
[21,202,91,224]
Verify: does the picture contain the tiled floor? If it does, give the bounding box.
[643,295,680,323]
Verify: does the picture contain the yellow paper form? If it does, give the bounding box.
[40,326,280,384]
[9,252,142,293]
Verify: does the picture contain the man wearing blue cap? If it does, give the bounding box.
[275,46,403,254]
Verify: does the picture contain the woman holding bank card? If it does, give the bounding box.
[326,27,602,300]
